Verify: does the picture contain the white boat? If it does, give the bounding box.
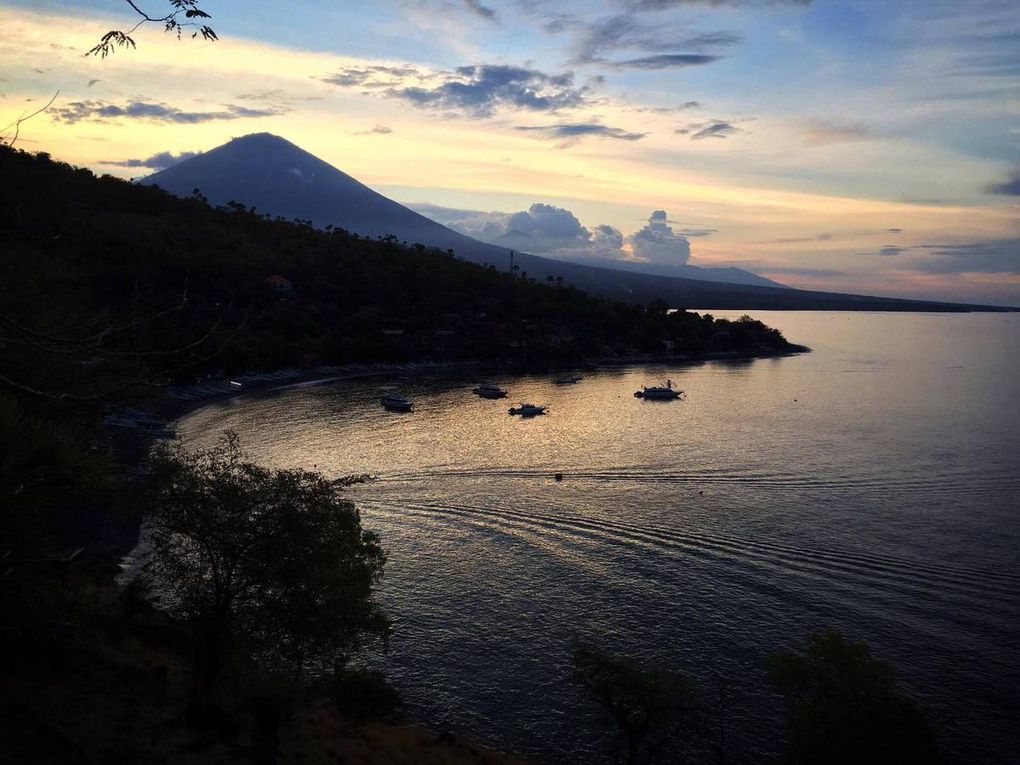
[634,380,684,400]
[473,383,508,399]
[554,375,583,385]
[509,403,548,416]
[381,393,414,412]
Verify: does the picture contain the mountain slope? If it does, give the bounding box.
[143,134,1006,312]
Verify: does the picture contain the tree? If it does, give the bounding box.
[87,1,217,58]
[572,641,700,764]
[146,434,389,697]
[767,629,942,764]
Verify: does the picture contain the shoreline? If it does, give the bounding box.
[99,344,809,563]
[146,343,811,431]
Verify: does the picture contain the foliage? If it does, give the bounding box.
[572,641,700,764]
[87,1,217,58]
[145,433,389,696]
[767,629,942,765]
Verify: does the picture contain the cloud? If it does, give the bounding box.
[676,120,740,140]
[616,0,811,8]
[515,122,646,144]
[417,203,598,255]
[629,210,692,265]
[463,0,498,21]
[323,64,590,118]
[498,203,598,253]
[569,13,739,66]
[105,151,199,170]
[592,223,626,256]
[879,246,905,256]
[355,125,393,135]
[759,266,847,277]
[413,203,704,265]
[50,100,284,125]
[986,168,1020,195]
[802,119,871,146]
[416,202,727,273]
[633,100,702,114]
[761,230,904,245]
[320,64,422,88]
[763,233,833,244]
[913,240,1020,274]
[611,53,719,70]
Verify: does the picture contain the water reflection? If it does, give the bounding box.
[179,312,1020,764]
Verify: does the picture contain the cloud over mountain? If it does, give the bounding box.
[630,210,692,264]
[415,203,697,267]
[106,151,199,170]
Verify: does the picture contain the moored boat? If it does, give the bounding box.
[473,383,509,399]
[381,393,414,412]
[508,403,548,416]
[554,375,583,385]
[634,380,683,400]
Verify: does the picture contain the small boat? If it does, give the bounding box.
[509,403,548,416]
[554,375,583,385]
[634,380,684,400]
[381,393,414,412]
[473,383,508,399]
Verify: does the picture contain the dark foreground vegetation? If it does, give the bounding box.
[1,144,798,389]
[0,142,942,764]
[572,630,943,765]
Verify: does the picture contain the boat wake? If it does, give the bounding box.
[355,497,1020,608]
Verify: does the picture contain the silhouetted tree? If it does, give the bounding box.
[572,641,700,764]
[767,629,942,765]
[146,434,389,697]
[87,1,217,58]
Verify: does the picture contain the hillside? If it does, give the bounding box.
[0,145,800,405]
[142,134,1007,313]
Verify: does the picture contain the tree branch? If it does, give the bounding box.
[0,91,60,149]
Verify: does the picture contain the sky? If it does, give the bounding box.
[1,0,1018,305]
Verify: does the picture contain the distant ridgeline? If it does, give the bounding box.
[140,133,1012,313]
[1,145,799,387]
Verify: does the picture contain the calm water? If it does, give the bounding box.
[179,312,1020,763]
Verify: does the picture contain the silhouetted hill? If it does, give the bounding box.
[143,134,1007,312]
[0,144,803,389]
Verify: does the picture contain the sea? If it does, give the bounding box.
[178,311,1020,763]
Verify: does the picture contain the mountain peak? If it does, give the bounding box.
[225,132,296,149]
